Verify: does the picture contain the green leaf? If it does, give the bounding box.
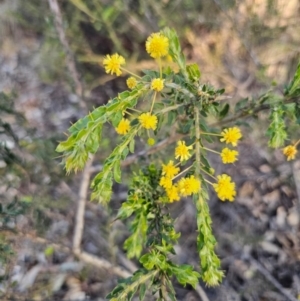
[124,213,147,258]
[234,98,248,113]
[219,103,230,119]
[113,160,121,183]
[285,61,300,97]
[267,106,287,148]
[129,138,135,153]
[171,264,200,288]
[186,63,201,82]
[294,103,300,124]
[139,283,146,301]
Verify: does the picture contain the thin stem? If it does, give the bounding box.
[125,110,134,117]
[172,164,193,180]
[204,178,214,186]
[195,107,201,178]
[150,92,157,113]
[159,57,162,79]
[121,67,142,79]
[161,274,169,301]
[202,146,220,155]
[200,131,222,137]
[127,107,142,113]
[200,165,217,180]
[294,139,300,147]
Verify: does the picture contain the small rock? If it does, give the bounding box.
[276,206,287,228]
[287,207,299,227]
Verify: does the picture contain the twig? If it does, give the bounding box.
[9,231,132,278]
[195,284,210,301]
[74,250,131,278]
[292,160,300,219]
[250,257,298,301]
[72,155,94,253]
[214,96,300,127]
[47,0,86,111]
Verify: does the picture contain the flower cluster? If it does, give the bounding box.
[158,141,200,203]
[103,33,240,204]
[105,32,170,140]
[159,167,201,203]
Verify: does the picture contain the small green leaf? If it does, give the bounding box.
[139,283,146,301]
[186,63,201,82]
[44,246,54,257]
[219,103,230,119]
[235,98,248,113]
[113,160,121,183]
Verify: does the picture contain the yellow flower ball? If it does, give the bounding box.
[166,185,180,203]
[283,145,297,161]
[138,113,158,130]
[103,53,125,76]
[220,127,242,146]
[146,32,169,58]
[175,141,193,162]
[151,78,164,92]
[115,118,130,135]
[147,138,156,146]
[220,148,239,164]
[162,160,180,179]
[126,77,137,89]
[178,176,201,196]
[213,174,236,202]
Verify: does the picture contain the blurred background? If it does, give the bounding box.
[0,0,300,300]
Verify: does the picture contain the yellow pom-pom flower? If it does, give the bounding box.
[115,118,130,135]
[213,174,236,202]
[159,177,173,189]
[162,160,180,179]
[166,185,180,203]
[283,145,297,161]
[126,77,137,89]
[175,140,193,162]
[220,127,242,146]
[138,113,158,130]
[178,176,201,196]
[103,53,125,76]
[221,148,239,164]
[147,138,156,146]
[146,32,169,58]
[151,78,164,92]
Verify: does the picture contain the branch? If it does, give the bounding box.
[215,96,300,127]
[72,155,94,253]
[250,257,298,301]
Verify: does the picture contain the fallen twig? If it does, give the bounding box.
[250,257,298,301]
[72,155,95,253]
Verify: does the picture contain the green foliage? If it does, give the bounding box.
[109,165,200,300]
[267,106,287,148]
[285,61,300,97]
[57,28,300,300]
